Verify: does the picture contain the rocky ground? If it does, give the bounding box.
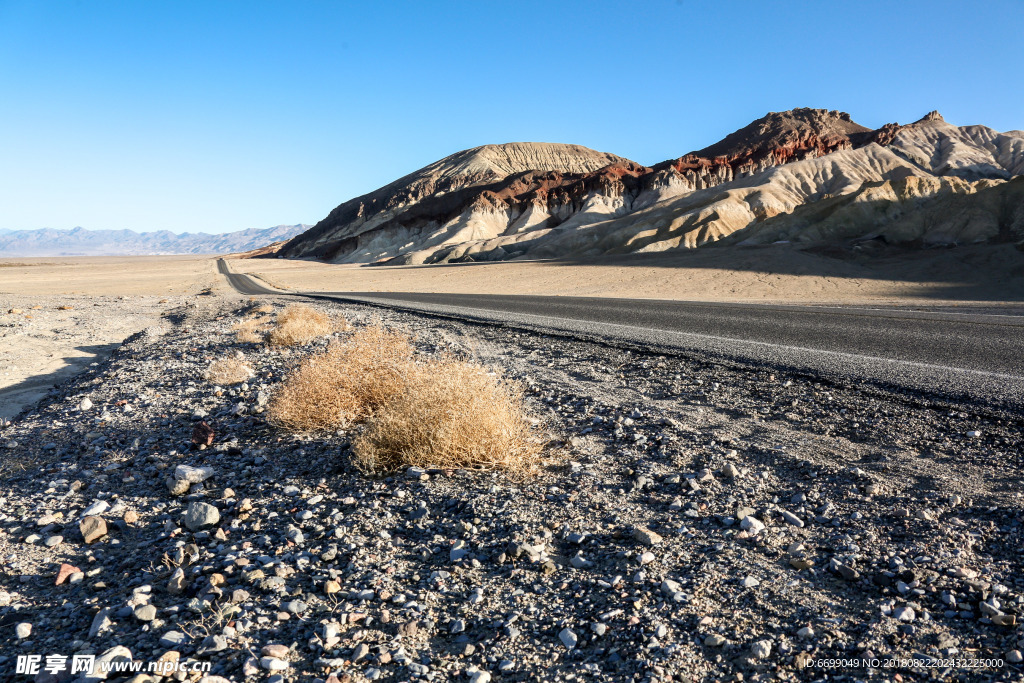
[0,293,1022,683]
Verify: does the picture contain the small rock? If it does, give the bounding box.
[892,606,916,622]
[406,466,428,480]
[183,502,220,531]
[750,639,773,659]
[80,516,108,544]
[262,644,290,659]
[166,477,191,496]
[781,510,805,527]
[569,552,592,569]
[89,608,113,638]
[741,576,760,588]
[168,568,187,594]
[705,634,727,647]
[797,626,814,639]
[15,622,31,639]
[281,600,306,614]
[192,421,215,446]
[260,657,288,671]
[558,627,578,649]
[160,631,187,647]
[1007,650,1023,664]
[740,516,765,533]
[55,563,81,585]
[175,464,215,484]
[81,500,110,517]
[837,564,860,581]
[79,397,93,411]
[450,541,470,562]
[721,463,741,478]
[631,526,663,547]
[135,604,157,621]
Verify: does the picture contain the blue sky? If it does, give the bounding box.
[1,1,1022,234]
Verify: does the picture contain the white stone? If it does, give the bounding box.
[81,500,110,517]
[751,639,773,659]
[174,465,214,483]
[559,627,578,649]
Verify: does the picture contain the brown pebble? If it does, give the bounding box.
[80,516,107,544]
[55,563,81,586]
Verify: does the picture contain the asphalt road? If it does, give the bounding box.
[218,259,1024,407]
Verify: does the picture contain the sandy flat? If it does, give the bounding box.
[0,254,222,296]
[0,256,227,420]
[229,243,1024,306]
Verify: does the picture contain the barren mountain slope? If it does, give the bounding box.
[276,110,1024,265]
[276,143,630,261]
[722,175,1024,247]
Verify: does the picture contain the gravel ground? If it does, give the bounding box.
[0,294,1022,683]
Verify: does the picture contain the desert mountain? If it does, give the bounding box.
[0,224,309,257]
[279,143,628,262]
[276,110,1024,264]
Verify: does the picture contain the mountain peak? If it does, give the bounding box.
[694,108,870,161]
[915,110,945,124]
[432,142,627,179]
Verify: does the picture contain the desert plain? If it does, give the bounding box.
[4,245,1024,422]
[0,256,223,420]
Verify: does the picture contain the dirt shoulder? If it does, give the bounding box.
[230,243,1024,306]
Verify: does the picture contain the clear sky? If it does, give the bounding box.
[1,0,1022,234]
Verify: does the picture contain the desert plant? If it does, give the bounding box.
[266,324,414,430]
[232,314,272,343]
[352,356,542,474]
[206,357,254,385]
[267,304,339,347]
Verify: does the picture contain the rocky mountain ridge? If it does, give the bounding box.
[0,225,310,257]
[276,109,1024,265]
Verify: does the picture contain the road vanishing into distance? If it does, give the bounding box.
[217,259,1024,408]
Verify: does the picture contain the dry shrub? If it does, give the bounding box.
[206,357,254,385]
[352,357,542,474]
[233,315,272,343]
[267,304,338,347]
[266,325,414,430]
[269,323,543,474]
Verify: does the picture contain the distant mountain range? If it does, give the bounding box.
[275,109,1023,264]
[0,224,309,257]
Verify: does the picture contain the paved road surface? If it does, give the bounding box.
[218,259,1024,407]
